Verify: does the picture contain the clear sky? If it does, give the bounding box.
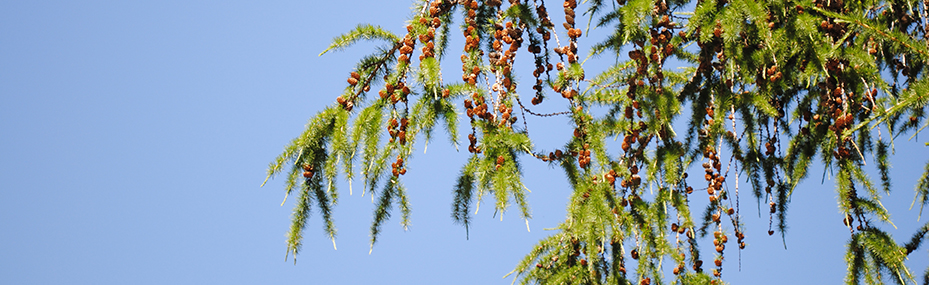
[1,1,927,284]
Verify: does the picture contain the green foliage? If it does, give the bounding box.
[266,0,929,283]
[264,105,347,259]
[913,161,929,216]
[319,24,401,56]
[846,229,914,285]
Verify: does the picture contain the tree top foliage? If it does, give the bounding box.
[264,0,929,283]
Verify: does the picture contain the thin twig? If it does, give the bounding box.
[515,95,572,117]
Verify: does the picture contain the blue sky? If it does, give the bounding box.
[1,1,927,284]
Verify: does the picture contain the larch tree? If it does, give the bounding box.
[263,0,929,284]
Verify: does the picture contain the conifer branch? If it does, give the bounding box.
[265,1,929,283]
[815,7,929,59]
[912,161,929,216]
[319,24,401,56]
